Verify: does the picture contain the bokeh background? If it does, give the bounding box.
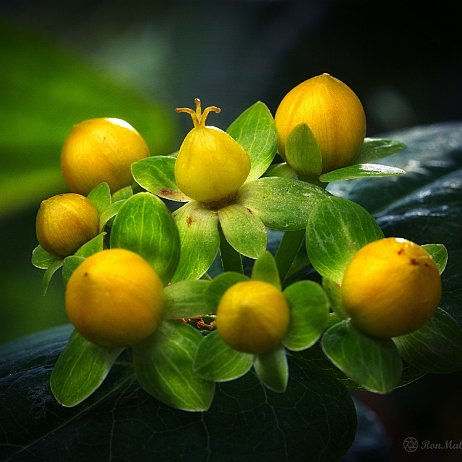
[1,0,461,460]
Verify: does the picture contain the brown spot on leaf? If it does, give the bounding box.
[160,188,173,196]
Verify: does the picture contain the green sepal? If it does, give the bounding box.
[284,123,322,179]
[283,281,330,351]
[422,243,448,274]
[205,272,249,313]
[50,330,124,407]
[99,200,125,230]
[237,177,328,231]
[111,185,133,202]
[254,345,288,393]
[251,251,281,289]
[32,245,60,269]
[133,321,215,412]
[319,163,406,183]
[263,162,297,179]
[163,280,211,320]
[218,204,267,259]
[131,155,191,202]
[110,192,180,284]
[194,330,254,382]
[322,278,348,319]
[74,232,105,257]
[227,101,278,182]
[87,182,111,214]
[394,308,462,374]
[322,320,402,393]
[171,201,220,282]
[354,137,407,164]
[62,256,86,285]
[306,196,383,284]
[42,259,64,296]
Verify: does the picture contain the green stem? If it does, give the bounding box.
[275,229,306,284]
[219,226,243,273]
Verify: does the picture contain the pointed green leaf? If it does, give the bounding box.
[42,259,64,296]
[171,201,220,282]
[32,245,60,269]
[251,251,281,289]
[133,321,215,412]
[422,243,448,274]
[62,256,86,285]
[111,185,133,202]
[354,137,407,164]
[254,345,288,392]
[263,162,297,179]
[322,321,402,393]
[74,232,106,257]
[163,280,211,319]
[205,272,249,312]
[306,196,383,284]
[194,330,254,382]
[218,204,267,259]
[132,156,191,202]
[285,123,322,178]
[87,182,111,214]
[50,330,123,407]
[320,163,406,183]
[227,101,278,181]
[237,177,328,230]
[110,192,180,284]
[99,200,125,230]
[394,308,462,373]
[283,281,330,351]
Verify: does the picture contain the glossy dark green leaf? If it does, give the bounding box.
[110,192,180,284]
[354,137,407,164]
[163,280,211,320]
[87,182,111,215]
[254,345,288,392]
[50,330,123,407]
[319,163,406,183]
[205,272,249,312]
[251,251,281,289]
[227,101,278,181]
[322,321,402,393]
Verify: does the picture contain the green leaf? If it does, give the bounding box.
[205,272,249,312]
[50,330,123,407]
[62,256,86,285]
[171,201,220,282]
[218,204,267,259]
[111,185,133,202]
[251,251,281,289]
[354,137,407,164]
[227,101,278,182]
[194,331,254,382]
[322,321,402,393]
[74,232,105,257]
[285,123,322,178]
[163,280,211,320]
[132,156,191,202]
[133,321,215,412]
[254,345,288,392]
[322,278,348,319]
[263,162,297,179]
[42,259,64,296]
[99,200,125,229]
[306,196,384,284]
[283,281,330,351]
[237,177,328,230]
[422,243,448,274]
[87,182,111,215]
[110,192,180,284]
[31,245,60,269]
[319,163,406,183]
[394,308,462,373]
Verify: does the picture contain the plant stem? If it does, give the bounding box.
[275,229,306,284]
[219,226,243,273]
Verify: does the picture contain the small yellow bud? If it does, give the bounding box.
[174,99,251,206]
[61,118,150,195]
[275,73,366,173]
[215,280,290,354]
[36,193,99,257]
[65,248,164,347]
[341,238,441,338]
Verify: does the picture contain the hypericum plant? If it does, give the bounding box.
[30,73,456,423]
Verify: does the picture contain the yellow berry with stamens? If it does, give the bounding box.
[174,99,251,206]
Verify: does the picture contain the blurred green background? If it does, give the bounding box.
[0,0,460,344]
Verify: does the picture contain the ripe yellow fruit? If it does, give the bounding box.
[61,118,150,194]
[215,280,290,354]
[341,238,441,338]
[275,73,366,173]
[65,248,164,347]
[36,193,99,257]
[174,98,251,205]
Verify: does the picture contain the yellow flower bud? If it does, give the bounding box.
[341,238,441,338]
[275,73,366,173]
[215,280,290,354]
[65,248,164,347]
[36,193,99,257]
[61,118,150,195]
[174,99,251,206]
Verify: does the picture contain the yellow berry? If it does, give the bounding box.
[215,280,290,354]
[61,118,150,194]
[36,193,99,257]
[275,73,366,173]
[342,237,441,338]
[65,248,164,347]
[174,99,251,205]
